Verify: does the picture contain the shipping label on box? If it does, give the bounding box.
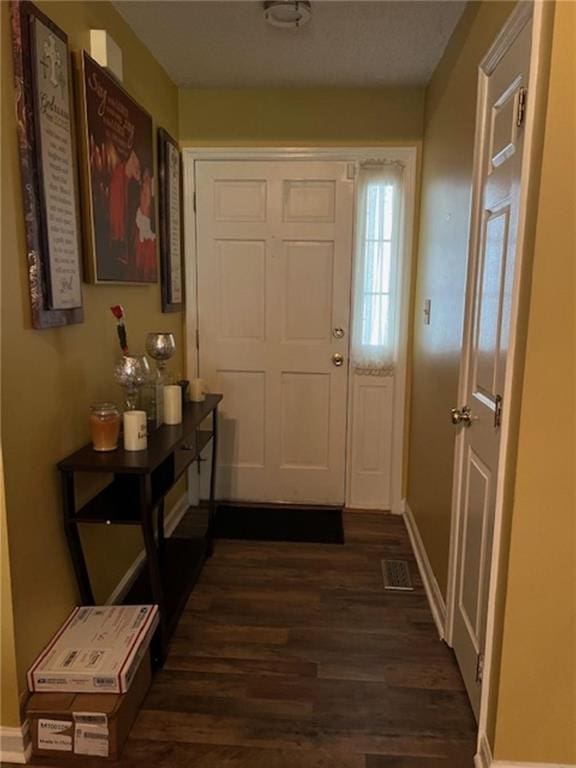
[37,719,73,752]
[73,712,108,727]
[74,723,110,757]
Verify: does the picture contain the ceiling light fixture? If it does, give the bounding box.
[263,1,312,29]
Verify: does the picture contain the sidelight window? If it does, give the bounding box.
[351,162,404,375]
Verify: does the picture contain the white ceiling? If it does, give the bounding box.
[113,1,467,88]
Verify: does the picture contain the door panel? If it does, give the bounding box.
[196,160,354,504]
[216,370,266,468]
[459,450,491,640]
[348,377,393,509]
[283,180,336,222]
[282,241,334,343]
[214,179,267,221]
[452,20,531,718]
[475,209,509,396]
[217,240,266,340]
[280,373,331,468]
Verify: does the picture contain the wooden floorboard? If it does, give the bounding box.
[12,511,477,768]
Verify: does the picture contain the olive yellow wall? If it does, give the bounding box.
[0,20,19,722]
[407,0,514,596]
[179,87,424,146]
[1,0,183,722]
[1,452,20,729]
[492,2,576,761]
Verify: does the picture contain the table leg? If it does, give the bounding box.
[207,406,218,556]
[139,476,166,664]
[61,471,94,604]
[157,500,165,555]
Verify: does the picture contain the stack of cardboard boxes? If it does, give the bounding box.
[26,605,158,761]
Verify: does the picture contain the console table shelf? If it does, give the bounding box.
[57,395,222,664]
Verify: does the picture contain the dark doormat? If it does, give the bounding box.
[214,503,345,544]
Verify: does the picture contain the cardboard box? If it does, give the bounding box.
[28,605,159,694]
[27,650,151,761]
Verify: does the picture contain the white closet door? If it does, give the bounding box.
[196,160,354,504]
[452,20,531,717]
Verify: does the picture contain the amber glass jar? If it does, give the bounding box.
[90,403,121,452]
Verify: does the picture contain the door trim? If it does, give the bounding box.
[183,146,417,515]
[443,0,555,758]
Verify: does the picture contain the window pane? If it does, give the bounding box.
[380,241,391,294]
[361,293,390,347]
[383,185,394,240]
[363,240,378,293]
[366,182,394,241]
[359,179,395,349]
[366,185,378,240]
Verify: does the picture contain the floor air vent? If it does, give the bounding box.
[381,559,413,591]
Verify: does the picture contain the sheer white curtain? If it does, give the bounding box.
[351,161,404,376]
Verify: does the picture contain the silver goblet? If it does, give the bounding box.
[145,332,176,383]
[113,355,150,410]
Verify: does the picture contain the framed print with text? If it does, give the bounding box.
[158,128,183,312]
[11,0,83,328]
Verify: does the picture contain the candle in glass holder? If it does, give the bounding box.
[90,403,121,452]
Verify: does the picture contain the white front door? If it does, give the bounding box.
[196,160,354,504]
[451,20,531,717]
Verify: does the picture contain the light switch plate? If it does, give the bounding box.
[423,298,431,325]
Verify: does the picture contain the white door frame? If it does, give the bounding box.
[183,146,417,514]
[442,2,554,762]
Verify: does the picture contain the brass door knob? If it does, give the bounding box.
[451,405,472,426]
[332,353,344,367]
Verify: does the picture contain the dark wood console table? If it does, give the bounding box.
[58,394,222,664]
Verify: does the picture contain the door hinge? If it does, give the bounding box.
[516,87,527,128]
[346,162,357,180]
[195,328,200,350]
[193,190,197,212]
[494,394,503,428]
[476,652,485,684]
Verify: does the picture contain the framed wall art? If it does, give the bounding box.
[76,50,157,284]
[157,128,183,312]
[11,0,84,329]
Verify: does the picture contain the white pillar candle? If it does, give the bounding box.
[123,410,147,451]
[190,378,206,403]
[163,385,182,425]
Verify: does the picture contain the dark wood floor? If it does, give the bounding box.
[11,511,477,768]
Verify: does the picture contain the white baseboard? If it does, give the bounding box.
[0,722,31,764]
[475,732,576,768]
[106,492,190,605]
[489,762,576,767]
[476,733,494,768]
[491,762,576,767]
[402,502,446,639]
[391,497,406,516]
